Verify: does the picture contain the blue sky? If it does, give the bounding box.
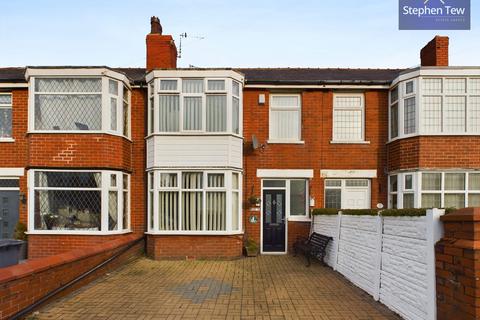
[0,0,478,69]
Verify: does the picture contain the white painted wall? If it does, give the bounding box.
[146,135,242,169]
[312,209,444,320]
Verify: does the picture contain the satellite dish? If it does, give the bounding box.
[252,135,259,149]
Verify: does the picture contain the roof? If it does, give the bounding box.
[0,66,404,85]
[236,68,405,85]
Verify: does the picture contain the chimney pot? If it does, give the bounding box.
[150,16,162,34]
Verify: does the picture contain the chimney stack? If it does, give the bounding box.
[420,36,449,67]
[146,16,177,70]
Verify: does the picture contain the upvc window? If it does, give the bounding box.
[262,179,309,219]
[389,171,480,209]
[269,95,301,142]
[152,78,241,135]
[419,77,480,134]
[324,179,370,209]
[333,94,364,142]
[31,77,130,137]
[404,97,416,134]
[30,170,130,233]
[0,93,12,138]
[151,170,242,234]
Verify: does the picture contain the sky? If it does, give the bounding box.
[0,0,478,69]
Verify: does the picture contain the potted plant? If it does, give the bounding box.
[14,222,28,260]
[248,196,261,207]
[244,239,259,257]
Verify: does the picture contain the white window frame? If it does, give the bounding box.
[388,171,480,209]
[0,92,13,142]
[28,75,131,139]
[149,77,242,136]
[332,93,366,143]
[27,169,131,235]
[268,94,302,144]
[389,75,480,142]
[324,179,371,209]
[148,169,242,235]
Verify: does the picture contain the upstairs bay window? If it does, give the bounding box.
[149,76,242,135]
[149,170,242,234]
[389,76,480,140]
[332,94,365,143]
[28,71,131,137]
[30,170,130,234]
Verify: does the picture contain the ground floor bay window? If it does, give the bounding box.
[29,170,130,234]
[147,170,242,234]
[389,171,480,209]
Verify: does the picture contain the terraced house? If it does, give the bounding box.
[1,17,479,259]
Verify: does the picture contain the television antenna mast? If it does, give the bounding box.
[178,32,205,59]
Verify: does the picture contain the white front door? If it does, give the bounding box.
[343,188,370,209]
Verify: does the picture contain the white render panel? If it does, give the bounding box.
[311,210,443,320]
[147,135,242,169]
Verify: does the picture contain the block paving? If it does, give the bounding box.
[32,255,399,319]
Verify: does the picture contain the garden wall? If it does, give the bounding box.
[312,209,444,320]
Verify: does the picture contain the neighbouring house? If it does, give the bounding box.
[0,17,479,259]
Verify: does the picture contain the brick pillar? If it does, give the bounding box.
[435,208,480,320]
[420,36,449,67]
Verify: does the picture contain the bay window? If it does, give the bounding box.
[390,75,480,140]
[333,94,364,142]
[30,170,130,233]
[389,171,480,209]
[149,170,242,234]
[27,69,131,137]
[0,93,12,139]
[149,76,242,135]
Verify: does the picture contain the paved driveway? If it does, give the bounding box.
[33,255,399,319]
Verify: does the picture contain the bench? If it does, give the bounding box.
[293,232,333,267]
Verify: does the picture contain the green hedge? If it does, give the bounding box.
[312,207,454,217]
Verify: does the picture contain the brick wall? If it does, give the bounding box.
[0,235,143,320]
[420,36,449,67]
[287,221,311,251]
[146,234,243,260]
[27,234,133,259]
[435,208,480,320]
[242,89,389,248]
[388,136,480,171]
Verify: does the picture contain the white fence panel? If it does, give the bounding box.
[311,209,444,320]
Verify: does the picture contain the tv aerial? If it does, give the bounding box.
[178,32,205,59]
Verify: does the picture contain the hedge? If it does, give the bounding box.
[312,207,457,217]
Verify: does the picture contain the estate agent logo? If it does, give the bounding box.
[399,0,470,30]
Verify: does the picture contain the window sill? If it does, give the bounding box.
[26,131,132,142]
[145,132,243,139]
[145,231,244,236]
[330,140,370,145]
[267,140,305,145]
[26,229,132,236]
[0,138,15,143]
[288,216,311,222]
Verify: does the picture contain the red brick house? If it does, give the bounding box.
[0,18,479,259]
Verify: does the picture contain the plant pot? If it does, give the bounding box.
[244,247,259,257]
[18,241,28,261]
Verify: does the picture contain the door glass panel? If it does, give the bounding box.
[275,194,283,223]
[263,180,285,188]
[265,194,272,224]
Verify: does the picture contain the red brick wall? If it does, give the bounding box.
[287,221,311,251]
[388,136,480,171]
[146,234,243,260]
[420,36,449,67]
[0,235,143,320]
[27,134,132,170]
[242,89,389,247]
[27,234,133,259]
[146,34,177,70]
[435,208,480,320]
